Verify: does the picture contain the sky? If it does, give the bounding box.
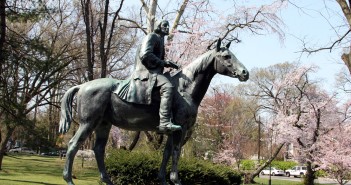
[123,0,348,92]
[212,0,348,91]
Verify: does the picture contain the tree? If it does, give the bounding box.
[246,62,348,185]
[188,84,261,172]
[273,70,338,185]
[194,87,236,159]
[316,101,351,185]
[239,62,297,183]
[0,0,82,170]
[210,87,259,169]
[80,0,131,80]
[240,62,319,183]
[0,0,5,74]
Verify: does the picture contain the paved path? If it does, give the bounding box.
[260,175,351,184]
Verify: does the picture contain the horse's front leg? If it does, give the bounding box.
[170,130,184,185]
[94,122,113,185]
[159,134,173,185]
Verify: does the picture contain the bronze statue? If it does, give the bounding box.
[59,38,249,185]
[132,20,181,133]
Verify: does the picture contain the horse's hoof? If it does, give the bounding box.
[64,179,75,185]
[63,175,75,185]
[67,181,75,185]
[101,176,114,185]
[170,172,181,185]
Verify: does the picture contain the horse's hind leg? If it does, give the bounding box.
[63,123,95,185]
[93,122,113,185]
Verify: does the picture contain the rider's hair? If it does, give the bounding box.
[154,20,168,34]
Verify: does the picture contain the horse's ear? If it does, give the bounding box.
[216,38,221,52]
[226,41,231,48]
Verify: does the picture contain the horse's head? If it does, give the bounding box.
[213,39,249,82]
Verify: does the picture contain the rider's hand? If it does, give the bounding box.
[164,61,179,70]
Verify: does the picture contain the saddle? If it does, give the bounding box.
[114,78,150,105]
[114,72,172,105]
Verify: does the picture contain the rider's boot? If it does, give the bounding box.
[158,86,182,133]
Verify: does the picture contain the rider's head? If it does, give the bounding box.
[154,20,169,36]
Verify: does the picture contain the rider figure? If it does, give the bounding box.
[136,20,181,133]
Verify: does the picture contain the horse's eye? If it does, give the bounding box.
[222,55,231,60]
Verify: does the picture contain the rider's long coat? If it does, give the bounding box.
[116,32,166,104]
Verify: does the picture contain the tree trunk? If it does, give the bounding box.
[99,0,109,78]
[304,161,315,185]
[341,53,351,75]
[167,0,189,42]
[337,1,351,75]
[0,125,15,170]
[99,0,124,78]
[144,131,164,150]
[127,131,140,150]
[244,143,285,184]
[82,0,94,81]
[147,0,157,33]
[0,0,6,74]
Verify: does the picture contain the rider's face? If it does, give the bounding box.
[160,21,169,35]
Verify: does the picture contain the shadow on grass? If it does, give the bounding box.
[0,178,61,185]
[7,155,59,163]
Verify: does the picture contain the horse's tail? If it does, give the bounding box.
[59,85,81,134]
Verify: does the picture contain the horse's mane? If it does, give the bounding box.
[169,49,216,92]
[184,50,215,78]
[171,50,215,81]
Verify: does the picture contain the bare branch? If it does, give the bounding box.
[118,17,147,34]
[168,0,189,42]
[302,29,351,54]
[139,0,149,14]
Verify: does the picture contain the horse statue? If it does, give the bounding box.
[59,39,249,185]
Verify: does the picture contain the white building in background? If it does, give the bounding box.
[285,143,294,160]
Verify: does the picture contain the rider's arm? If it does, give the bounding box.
[139,34,165,69]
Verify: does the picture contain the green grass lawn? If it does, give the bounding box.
[0,154,100,185]
[0,154,315,185]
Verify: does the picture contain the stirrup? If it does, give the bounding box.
[158,123,182,133]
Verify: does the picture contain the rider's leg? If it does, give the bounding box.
[156,75,181,132]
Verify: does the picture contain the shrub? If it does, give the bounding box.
[271,160,297,171]
[240,160,255,170]
[105,149,242,185]
[315,169,327,177]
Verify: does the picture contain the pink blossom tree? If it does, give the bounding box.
[316,100,351,185]
[263,64,351,185]
[244,62,345,184]
[195,86,259,169]
[273,75,339,185]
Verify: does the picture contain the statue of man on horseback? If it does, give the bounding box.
[59,17,249,184]
[132,20,181,133]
